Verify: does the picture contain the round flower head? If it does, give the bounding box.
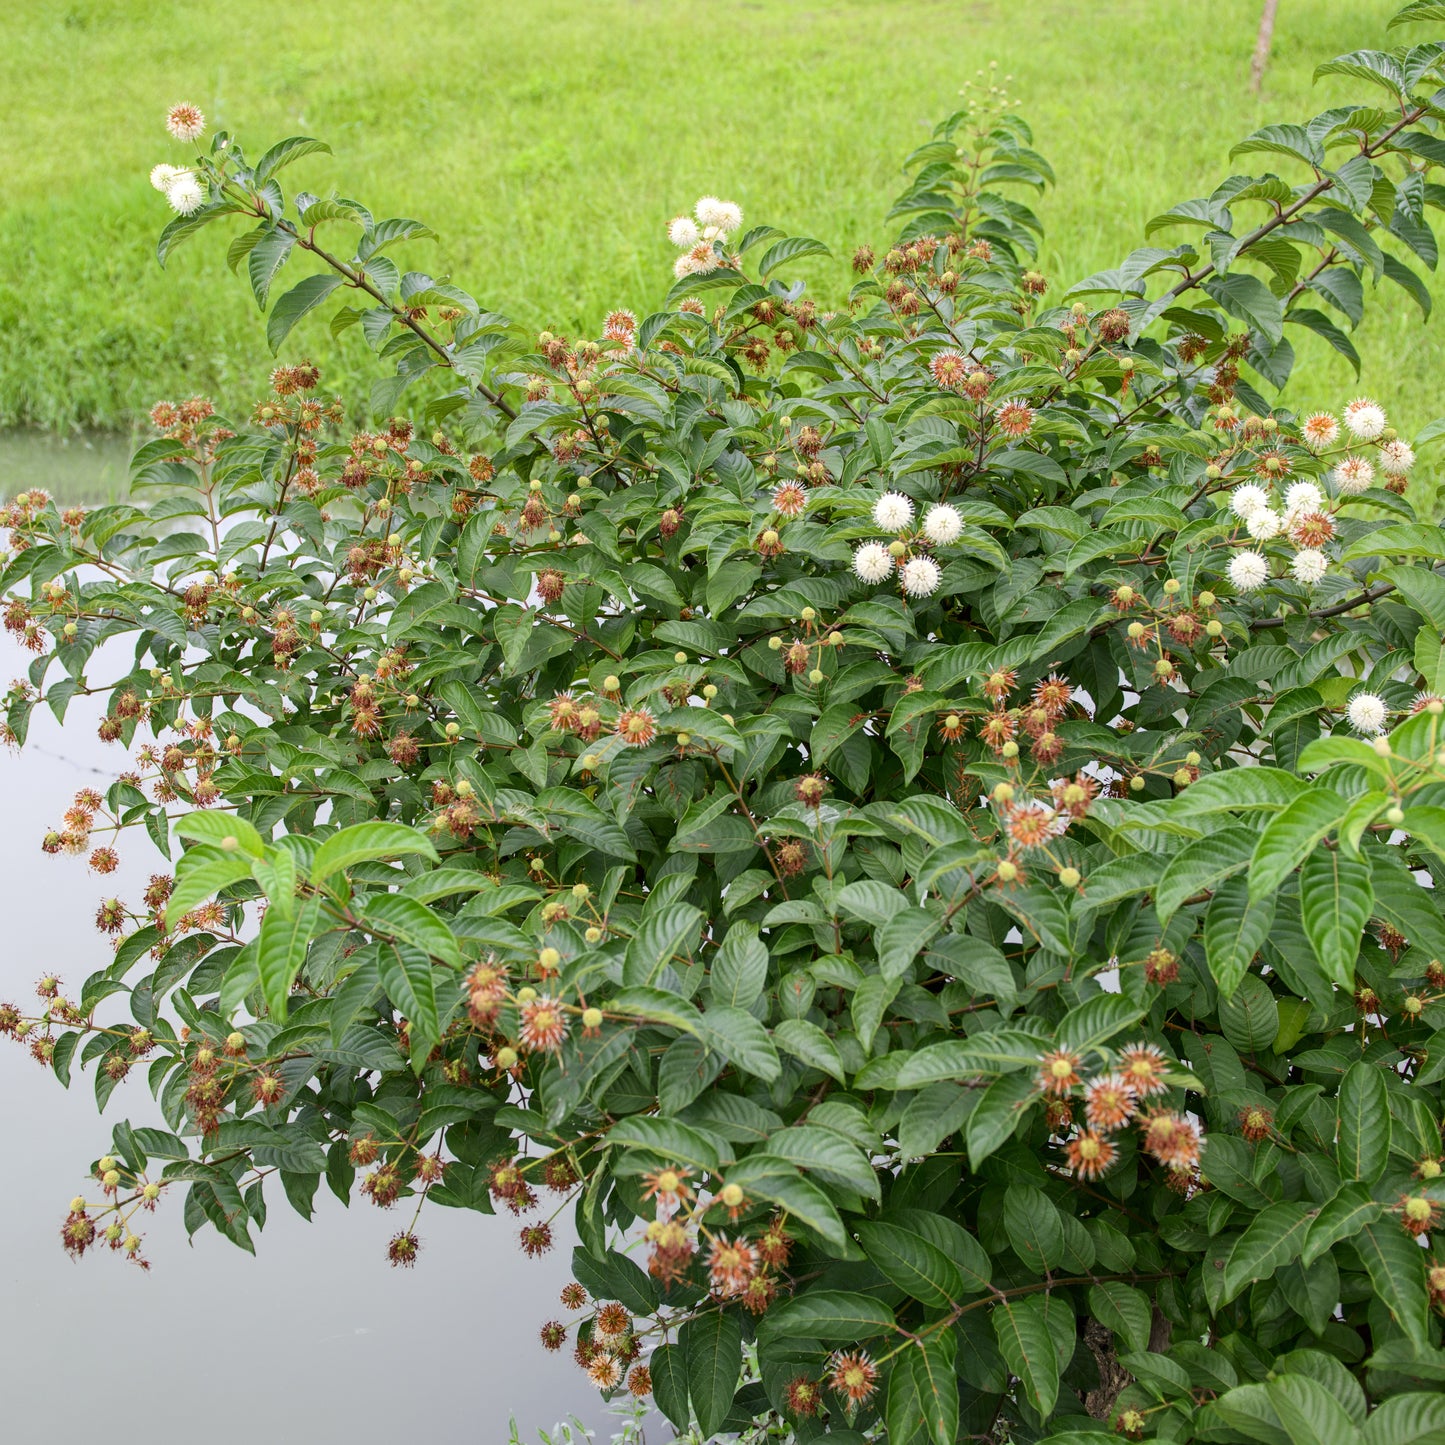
[872,492,914,531]
[667,215,701,249]
[1283,481,1324,515]
[1230,483,1270,519]
[694,196,742,234]
[1300,411,1339,451]
[1290,548,1329,585]
[1332,456,1375,495]
[1244,509,1282,542]
[923,504,963,545]
[852,542,893,584]
[165,174,205,216]
[1346,692,1388,736]
[1343,397,1387,441]
[1381,439,1416,476]
[1228,550,1269,592]
[899,556,942,598]
[149,162,187,192]
[165,102,205,142]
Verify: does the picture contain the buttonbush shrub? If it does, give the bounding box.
[10,8,1445,1442]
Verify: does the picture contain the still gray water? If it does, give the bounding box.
[0,436,601,1442]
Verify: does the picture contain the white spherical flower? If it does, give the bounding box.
[672,252,703,280]
[711,201,743,235]
[1300,411,1339,451]
[852,542,894,584]
[668,215,701,249]
[1228,550,1270,592]
[1381,439,1416,476]
[899,556,942,598]
[1346,692,1388,735]
[164,102,206,142]
[1343,397,1386,441]
[165,173,205,215]
[150,162,187,192]
[872,492,915,531]
[1290,548,1329,584]
[1283,481,1323,515]
[1245,508,1283,541]
[1332,455,1375,495]
[695,196,735,229]
[1230,483,1270,518]
[923,504,963,545]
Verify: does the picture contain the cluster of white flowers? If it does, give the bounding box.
[151,104,208,215]
[667,197,743,279]
[850,494,964,598]
[151,163,203,215]
[1221,398,1417,595]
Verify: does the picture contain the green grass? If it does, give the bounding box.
[3,0,1438,436]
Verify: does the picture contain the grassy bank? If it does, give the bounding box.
[4,0,1434,435]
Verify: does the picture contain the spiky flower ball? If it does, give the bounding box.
[1346,692,1387,736]
[387,1231,420,1267]
[852,542,893,583]
[165,102,206,141]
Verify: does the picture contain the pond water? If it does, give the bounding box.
[0,435,602,1442]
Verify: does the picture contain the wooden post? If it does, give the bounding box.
[1250,0,1280,93]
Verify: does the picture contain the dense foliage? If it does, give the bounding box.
[10,7,1445,1441]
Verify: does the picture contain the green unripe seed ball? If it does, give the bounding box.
[1173,767,1192,786]
[311,610,323,623]
[516,986,537,1003]
[455,780,473,796]
[888,540,907,558]
[582,753,599,769]
[809,668,825,684]
[1001,740,1019,758]
[1058,866,1081,888]
[585,927,602,944]
[603,675,620,691]
[496,1047,518,1069]
[1386,806,1405,825]
[1185,751,1201,767]
[363,587,377,601]
[676,731,691,745]
[98,1156,116,1173]
[530,478,543,492]
[1130,775,1146,791]
[529,857,545,872]
[539,947,561,971]
[102,1170,120,1188]
[674,651,687,664]
[703,684,718,699]
[1206,619,1223,636]
[445,722,461,737]
[768,636,783,651]
[1116,585,1135,603]
[1162,579,1181,594]
[1206,464,1223,480]
[1198,590,1216,606]
[582,1007,603,1029]
[571,883,590,900]
[800,606,816,622]
[406,693,420,708]
[1373,737,1393,757]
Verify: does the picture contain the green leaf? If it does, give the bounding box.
[376,942,441,1067]
[1004,1184,1066,1274]
[722,1154,847,1249]
[256,897,322,1022]
[247,227,295,309]
[174,810,266,858]
[1336,1061,1391,1183]
[1155,826,1257,921]
[1221,1202,1314,1304]
[649,1342,691,1432]
[1248,790,1352,901]
[623,904,703,986]
[309,822,439,894]
[886,1332,960,1445]
[1303,1183,1384,1266]
[1088,1282,1152,1353]
[758,235,831,277]
[759,1290,898,1343]
[1204,875,1276,998]
[681,1309,741,1440]
[253,136,332,184]
[711,923,768,1007]
[877,906,944,979]
[1056,994,1148,1054]
[993,1295,1060,1417]
[1362,1393,1445,1445]
[856,1219,967,1308]
[1267,1375,1365,1445]
[1205,272,1285,343]
[265,273,344,353]
[1355,1219,1430,1346]
[608,1116,723,1173]
[362,895,462,969]
[1298,849,1372,990]
[166,851,256,919]
[773,1018,846,1083]
[694,1006,781,1082]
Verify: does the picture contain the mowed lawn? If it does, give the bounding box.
[2,0,1432,438]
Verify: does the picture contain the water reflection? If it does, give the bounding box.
[0,439,600,1442]
[0,430,135,504]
